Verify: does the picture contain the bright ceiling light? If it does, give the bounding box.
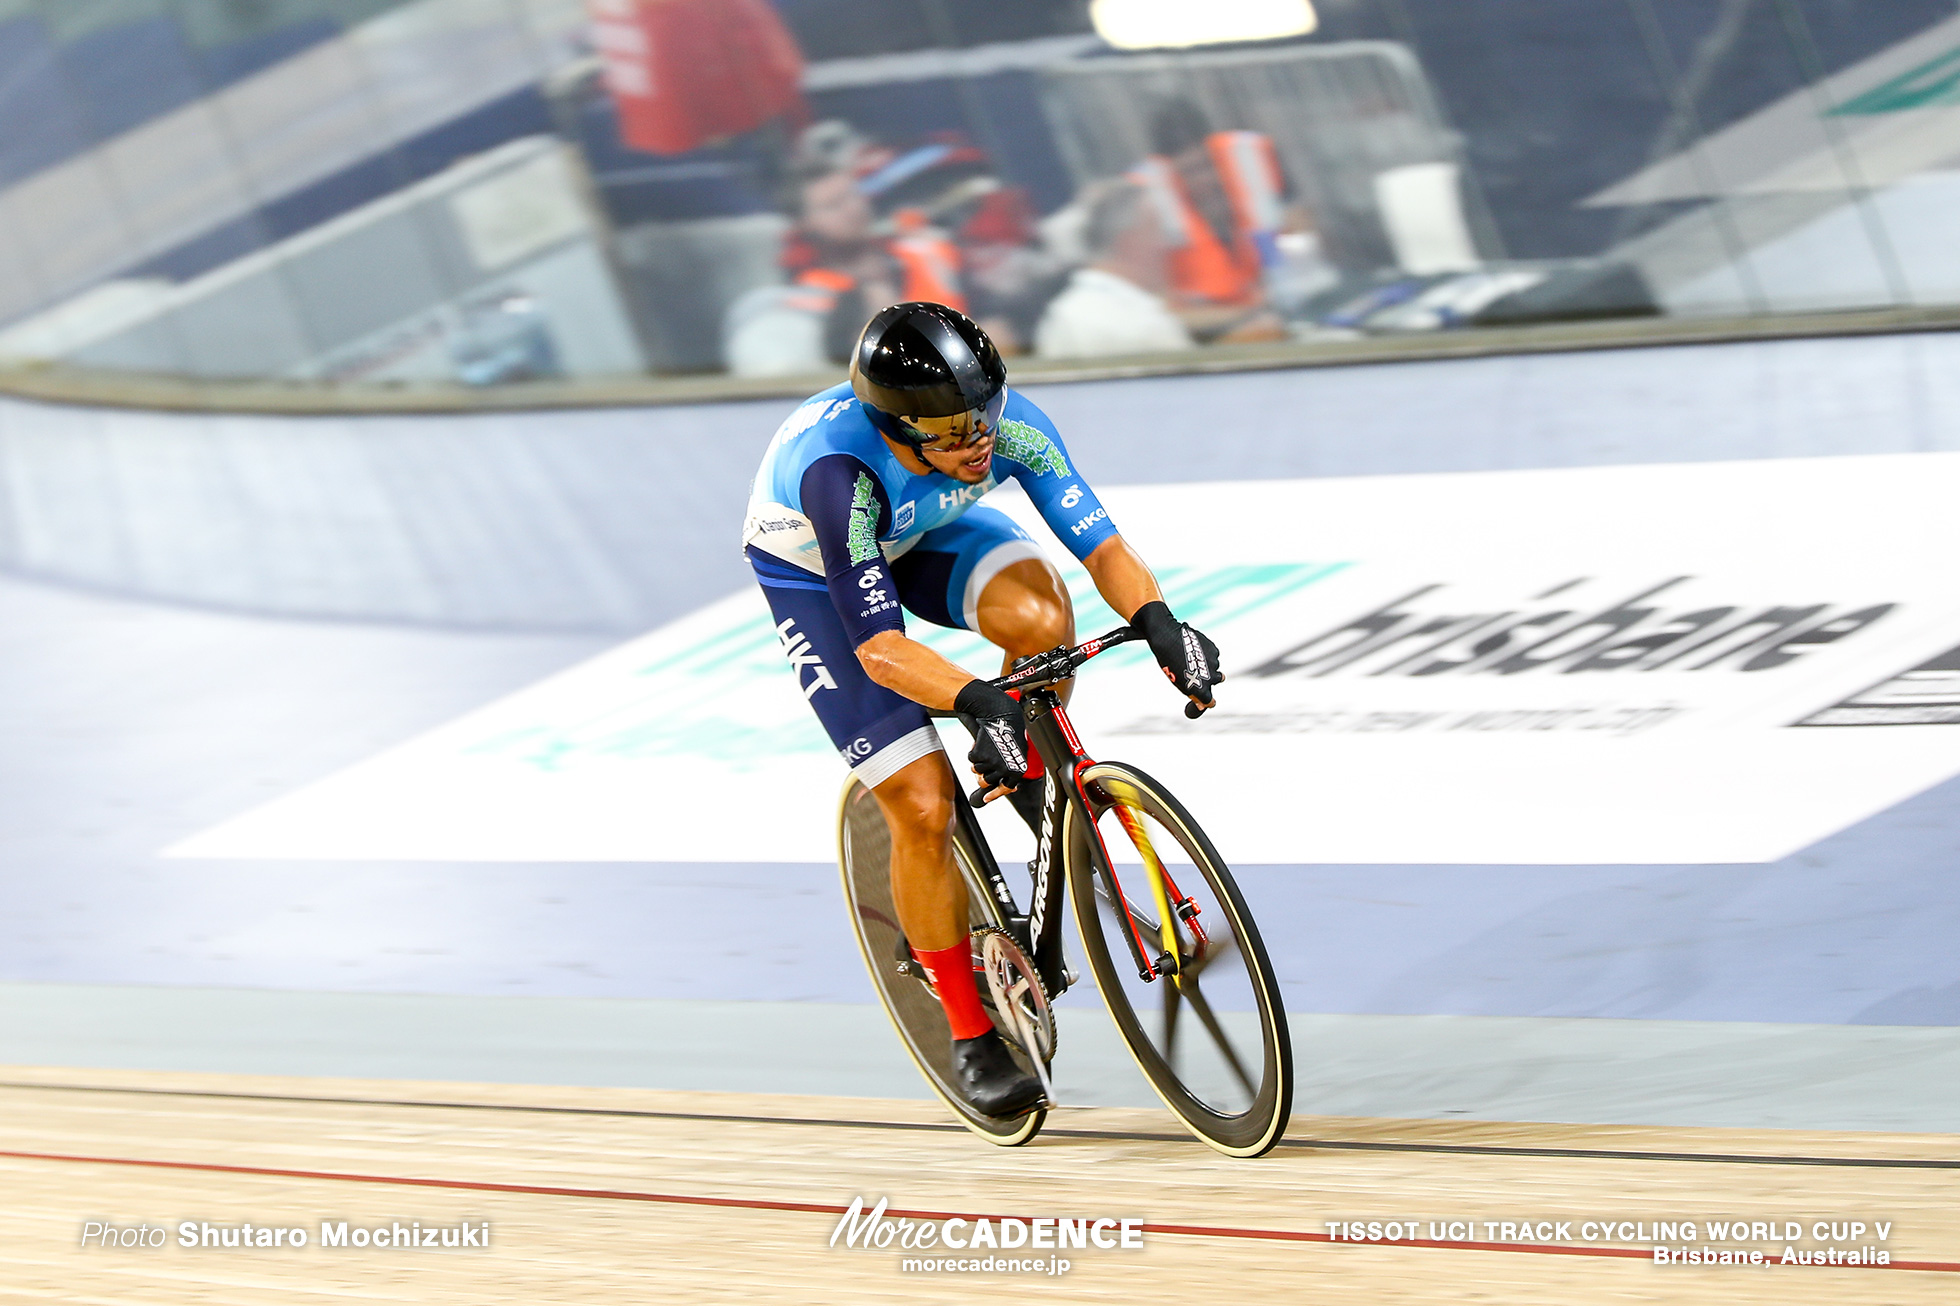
[1090,0,1318,50]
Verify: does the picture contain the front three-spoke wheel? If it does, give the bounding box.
[1066,762,1292,1157]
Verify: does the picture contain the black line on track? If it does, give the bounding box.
[4,1079,1954,1170]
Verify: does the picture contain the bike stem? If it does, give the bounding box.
[988,626,1139,696]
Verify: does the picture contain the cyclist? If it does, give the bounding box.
[742,302,1223,1118]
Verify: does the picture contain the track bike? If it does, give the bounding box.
[836,626,1292,1157]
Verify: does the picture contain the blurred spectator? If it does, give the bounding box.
[795,161,967,355]
[1035,180,1194,359]
[1131,98,1294,341]
[958,185,1074,349]
[850,129,1065,348]
[791,119,881,184]
[722,274,829,378]
[723,161,967,376]
[726,121,988,376]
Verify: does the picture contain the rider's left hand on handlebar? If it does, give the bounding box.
[1131,600,1224,715]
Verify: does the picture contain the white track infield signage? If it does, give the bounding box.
[171,453,1960,866]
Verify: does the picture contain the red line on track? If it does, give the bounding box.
[5,1148,1956,1273]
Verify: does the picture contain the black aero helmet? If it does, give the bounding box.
[850,302,1007,446]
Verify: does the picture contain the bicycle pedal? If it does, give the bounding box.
[892,933,937,992]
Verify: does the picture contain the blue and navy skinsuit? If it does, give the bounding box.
[743,382,1119,786]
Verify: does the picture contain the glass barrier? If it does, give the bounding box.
[0,0,1956,390]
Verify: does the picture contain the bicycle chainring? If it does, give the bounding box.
[974,925,1058,1068]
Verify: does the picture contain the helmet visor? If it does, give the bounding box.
[879,386,1007,451]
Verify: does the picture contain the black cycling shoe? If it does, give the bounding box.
[951,1029,1046,1118]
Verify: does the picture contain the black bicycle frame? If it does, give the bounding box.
[947,626,1166,1000]
[948,688,1077,1000]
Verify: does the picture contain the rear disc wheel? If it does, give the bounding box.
[838,778,1047,1146]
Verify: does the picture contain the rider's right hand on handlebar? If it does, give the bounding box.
[954,679,1028,802]
[1132,600,1224,716]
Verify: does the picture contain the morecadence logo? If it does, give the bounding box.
[828,1197,1140,1274]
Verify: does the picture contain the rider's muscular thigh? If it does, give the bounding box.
[872,752,967,952]
[976,558,1075,689]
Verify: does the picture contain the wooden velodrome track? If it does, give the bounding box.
[2,1065,1955,1304]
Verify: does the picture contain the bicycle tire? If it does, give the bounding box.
[836,776,1047,1146]
[1064,761,1292,1157]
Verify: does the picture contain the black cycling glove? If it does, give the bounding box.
[1132,600,1224,711]
[955,679,1029,792]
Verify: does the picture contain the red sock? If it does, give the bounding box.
[913,942,994,1040]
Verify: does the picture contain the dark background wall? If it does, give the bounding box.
[4,2,1957,300]
[1309,0,1960,257]
[766,0,1960,253]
